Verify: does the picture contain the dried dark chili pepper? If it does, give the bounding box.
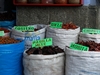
[77,41,100,51]
[26,46,64,55]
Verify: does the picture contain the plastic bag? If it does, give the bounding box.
[0,20,15,29]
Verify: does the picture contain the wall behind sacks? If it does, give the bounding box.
[16,6,98,29]
[0,0,4,11]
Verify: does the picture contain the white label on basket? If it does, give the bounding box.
[25,36,40,41]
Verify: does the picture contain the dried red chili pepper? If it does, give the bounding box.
[62,22,78,30]
[0,37,21,44]
[26,46,64,55]
[77,41,100,51]
[0,28,10,33]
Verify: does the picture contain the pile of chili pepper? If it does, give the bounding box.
[0,37,21,44]
[77,41,100,51]
[26,46,64,55]
[62,22,78,29]
[0,28,10,33]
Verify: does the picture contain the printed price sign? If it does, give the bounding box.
[0,31,4,36]
[32,38,52,48]
[50,22,63,28]
[70,43,89,51]
[82,28,100,34]
[14,26,34,31]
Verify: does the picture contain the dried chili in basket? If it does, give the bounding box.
[0,37,21,44]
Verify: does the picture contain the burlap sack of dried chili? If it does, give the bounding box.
[65,41,100,75]
[23,46,65,75]
[11,24,46,49]
[46,22,80,50]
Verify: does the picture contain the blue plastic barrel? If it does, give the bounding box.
[0,40,25,75]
